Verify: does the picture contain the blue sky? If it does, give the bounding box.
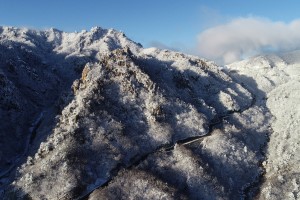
[1,0,300,63]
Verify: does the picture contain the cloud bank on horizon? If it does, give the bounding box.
[196,17,300,64]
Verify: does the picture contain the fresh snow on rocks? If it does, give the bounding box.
[9,45,255,199]
[0,26,297,199]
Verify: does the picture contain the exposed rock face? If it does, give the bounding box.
[2,26,296,200]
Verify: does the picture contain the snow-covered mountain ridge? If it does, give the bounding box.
[0,26,298,199]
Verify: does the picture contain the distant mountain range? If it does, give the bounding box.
[0,26,299,200]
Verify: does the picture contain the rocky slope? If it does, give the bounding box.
[0,26,141,198]
[0,26,297,199]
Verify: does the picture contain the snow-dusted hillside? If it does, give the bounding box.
[228,52,300,200]
[0,26,298,200]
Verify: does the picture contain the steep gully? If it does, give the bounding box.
[0,111,45,199]
[0,111,44,181]
[75,84,267,200]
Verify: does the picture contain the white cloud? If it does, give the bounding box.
[196,17,300,64]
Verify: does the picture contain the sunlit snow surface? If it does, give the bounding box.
[228,52,300,199]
